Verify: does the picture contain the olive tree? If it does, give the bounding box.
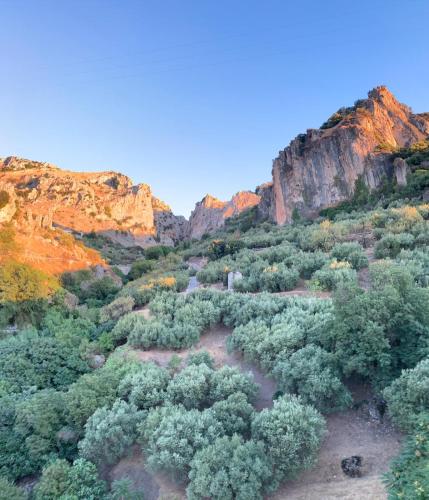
[79,400,143,465]
[251,395,326,481]
[383,358,429,432]
[188,435,273,500]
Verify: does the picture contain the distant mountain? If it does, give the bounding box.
[0,156,261,271]
[187,191,261,239]
[258,86,429,224]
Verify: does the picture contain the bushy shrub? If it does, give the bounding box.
[99,296,135,323]
[208,392,254,436]
[166,363,213,409]
[142,405,224,479]
[331,242,368,270]
[227,299,334,371]
[251,395,326,482]
[0,190,10,209]
[374,233,415,259]
[188,435,272,500]
[34,458,107,500]
[259,264,299,292]
[111,312,145,344]
[208,239,244,260]
[384,413,429,500]
[296,251,329,279]
[383,358,429,432]
[187,350,215,368]
[0,477,26,500]
[333,262,429,385]
[311,261,357,291]
[79,400,143,465]
[127,259,155,281]
[273,345,352,413]
[65,357,139,431]
[0,334,89,395]
[0,261,59,303]
[13,389,68,468]
[81,276,120,307]
[128,318,200,349]
[119,362,170,410]
[144,245,173,260]
[209,365,259,404]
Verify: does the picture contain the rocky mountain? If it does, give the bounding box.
[0,157,187,246]
[0,157,192,272]
[187,191,261,239]
[259,86,429,224]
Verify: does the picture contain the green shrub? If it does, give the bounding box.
[187,350,214,368]
[79,400,143,465]
[331,242,368,270]
[0,334,89,395]
[384,413,429,500]
[34,458,107,500]
[144,245,173,260]
[208,392,254,436]
[251,395,326,482]
[0,261,59,302]
[127,259,155,281]
[374,233,415,259]
[0,477,26,500]
[297,251,329,279]
[119,362,170,410]
[99,296,135,323]
[273,345,352,413]
[209,365,259,404]
[111,312,145,344]
[141,405,224,479]
[13,389,69,468]
[311,262,357,291]
[383,358,429,432]
[65,357,139,431]
[166,363,213,409]
[188,435,272,500]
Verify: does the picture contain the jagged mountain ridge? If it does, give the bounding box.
[187,192,261,239]
[258,86,429,224]
[0,157,260,258]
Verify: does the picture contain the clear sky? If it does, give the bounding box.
[1,0,428,216]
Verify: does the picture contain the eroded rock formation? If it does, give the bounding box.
[259,86,429,224]
[0,157,186,246]
[188,191,261,239]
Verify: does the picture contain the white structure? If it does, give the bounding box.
[227,271,243,291]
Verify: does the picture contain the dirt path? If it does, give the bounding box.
[270,385,402,500]
[130,325,276,411]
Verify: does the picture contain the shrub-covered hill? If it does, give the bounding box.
[1,191,429,498]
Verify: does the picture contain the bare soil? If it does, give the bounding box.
[271,385,402,500]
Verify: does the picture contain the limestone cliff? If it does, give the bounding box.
[260,86,429,224]
[188,191,261,239]
[0,157,186,246]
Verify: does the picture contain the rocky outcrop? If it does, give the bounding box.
[188,191,261,239]
[260,86,429,224]
[0,157,186,247]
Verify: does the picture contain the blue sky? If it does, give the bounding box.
[1,0,428,216]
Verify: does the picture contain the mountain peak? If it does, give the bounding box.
[259,86,429,225]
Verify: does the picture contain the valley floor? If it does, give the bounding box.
[111,325,402,500]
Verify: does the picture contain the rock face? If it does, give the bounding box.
[188,191,261,239]
[0,157,186,246]
[260,86,429,224]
